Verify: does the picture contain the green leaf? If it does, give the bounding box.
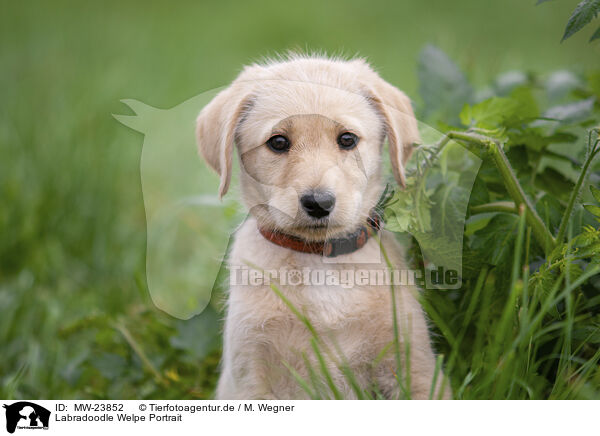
[507,130,576,151]
[384,188,418,233]
[472,214,520,265]
[460,88,539,129]
[508,87,540,121]
[578,240,600,257]
[547,131,579,143]
[536,167,575,201]
[430,182,470,240]
[536,193,564,233]
[460,97,517,128]
[506,146,534,175]
[536,0,555,4]
[467,175,491,207]
[561,0,600,42]
[418,45,473,124]
[584,204,600,217]
[591,185,600,203]
[573,227,600,257]
[591,25,600,41]
[572,225,600,248]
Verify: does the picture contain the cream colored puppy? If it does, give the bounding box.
[197,54,448,399]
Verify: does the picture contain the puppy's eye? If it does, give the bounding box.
[337,132,359,150]
[266,135,290,153]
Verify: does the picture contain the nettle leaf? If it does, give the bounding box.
[511,87,540,119]
[476,159,506,194]
[578,241,600,257]
[507,130,577,155]
[506,146,533,175]
[460,97,517,128]
[591,25,600,41]
[461,88,538,129]
[584,204,600,217]
[430,182,470,240]
[536,193,564,233]
[472,214,520,265]
[573,225,600,247]
[536,167,575,201]
[573,226,600,257]
[384,188,417,233]
[547,131,579,143]
[384,173,436,234]
[418,45,473,124]
[467,175,491,207]
[384,207,412,233]
[562,0,600,42]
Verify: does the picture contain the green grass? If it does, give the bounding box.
[1,0,599,399]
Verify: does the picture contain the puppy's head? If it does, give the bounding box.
[196,55,420,240]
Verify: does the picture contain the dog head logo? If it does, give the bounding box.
[115,57,482,320]
[3,402,50,434]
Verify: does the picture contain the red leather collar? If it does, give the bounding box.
[258,213,382,258]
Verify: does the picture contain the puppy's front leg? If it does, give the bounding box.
[374,342,451,400]
[216,318,276,400]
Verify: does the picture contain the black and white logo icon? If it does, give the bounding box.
[2,402,50,434]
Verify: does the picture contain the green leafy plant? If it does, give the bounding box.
[408,45,600,399]
[538,0,600,42]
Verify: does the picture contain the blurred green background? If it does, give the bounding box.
[1,0,598,399]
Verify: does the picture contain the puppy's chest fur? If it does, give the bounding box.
[222,219,420,398]
[227,218,399,328]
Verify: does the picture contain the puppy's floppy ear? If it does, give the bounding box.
[196,84,252,197]
[365,78,420,188]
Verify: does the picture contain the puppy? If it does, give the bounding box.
[197,54,448,399]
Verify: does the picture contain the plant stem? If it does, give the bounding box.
[555,131,600,244]
[470,201,518,214]
[445,131,556,254]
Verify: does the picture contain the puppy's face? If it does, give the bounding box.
[196,56,420,241]
[236,83,384,240]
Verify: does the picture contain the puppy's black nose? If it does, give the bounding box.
[300,191,336,218]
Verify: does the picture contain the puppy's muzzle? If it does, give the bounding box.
[300,190,336,219]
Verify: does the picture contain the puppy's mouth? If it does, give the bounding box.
[293,217,338,230]
[288,220,347,240]
[297,223,331,230]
